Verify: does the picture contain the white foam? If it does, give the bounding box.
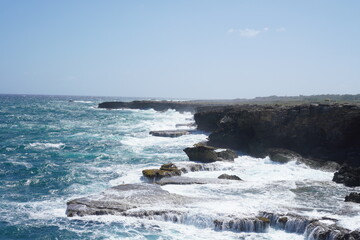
[26,142,65,150]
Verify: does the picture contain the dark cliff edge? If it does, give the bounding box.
[195,104,360,167]
[98,100,360,167]
[98,100,225,113]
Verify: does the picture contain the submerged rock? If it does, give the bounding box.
[333,165,360,187]
[183,144,238,163]
[66,183,190,217]
[345,192,360,203]
[218,174,242,181]
[149,130,190,137]
[142,163,182,180]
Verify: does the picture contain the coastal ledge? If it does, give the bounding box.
[98,100,223,113]
[98,100,360,168]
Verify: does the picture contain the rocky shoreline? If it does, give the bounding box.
[65,100,360,239]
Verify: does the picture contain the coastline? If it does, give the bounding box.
[63,99,360,238]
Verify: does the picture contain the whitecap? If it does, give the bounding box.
[26,142,65,150]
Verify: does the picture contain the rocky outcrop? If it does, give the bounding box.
[183,144,238,163]
[305,221,360,240]
[66,183,190,217]
[267,148,301,163]
[345,192,360,203]
[333,165,360,187]
[194,104,360,167]
[142,163,182,180]
[156,176,230,186]
[98,100,212,113]
[149,130,191,137]
[213,216,270,233]
[218,174,242,181]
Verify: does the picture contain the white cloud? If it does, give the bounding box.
[239,28,261,37]
[228,27,286,37]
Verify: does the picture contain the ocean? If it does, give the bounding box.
[0,94,359,240]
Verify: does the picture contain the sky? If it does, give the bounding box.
[0,1,360,99]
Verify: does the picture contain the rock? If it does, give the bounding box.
[142,163,182,180]
[98,100,214,113]
[267,148,301,163]
[194,104,360,166]
[305,221,358,240]
[149,130,190,137]
[345,192,360,203]
[183,144,238,163]
[66,183,190,217]
[213,216,270,233]
[217,149,238,161]
[218,174,242,181]
[333,165,360,187]
[156,176,230,186]
[260,212,312,234]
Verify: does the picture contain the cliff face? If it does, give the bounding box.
[195,104,360,166]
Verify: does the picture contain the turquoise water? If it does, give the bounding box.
[1,95,359,240]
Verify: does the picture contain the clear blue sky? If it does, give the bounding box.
[1,1,359,99]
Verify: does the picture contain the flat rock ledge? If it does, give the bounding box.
[261,212,360,239]
[149,130,191,138]
[66,183,190,217]
[183,144,238,163]
[156,176,231,186]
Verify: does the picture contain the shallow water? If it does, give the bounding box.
[0,94,359,239]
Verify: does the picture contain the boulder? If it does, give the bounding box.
[142,163,182,180]
[345,192,360,203]
[218,174,242,181]
[183,144,238,163]
[149,130,190,137]
[333,165,360,187]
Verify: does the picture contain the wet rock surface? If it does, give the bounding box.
[66,183,190,217]
[149,130,191,137]
[305,221,360,240]
[345,192,360,203]
[156,176,230,186]
[183,144,238,163]
[333,165,360,187]
[142,163,182,180]
[218,174,242,181]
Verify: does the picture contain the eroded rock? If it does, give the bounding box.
[142,163,182,180]
[183,144,238,163]
[218,174,242,181]
[156,176,229,186]
[345,192,360,203]
[333,165,360,187]
[149,130,190,137]
[66,183,190,217]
